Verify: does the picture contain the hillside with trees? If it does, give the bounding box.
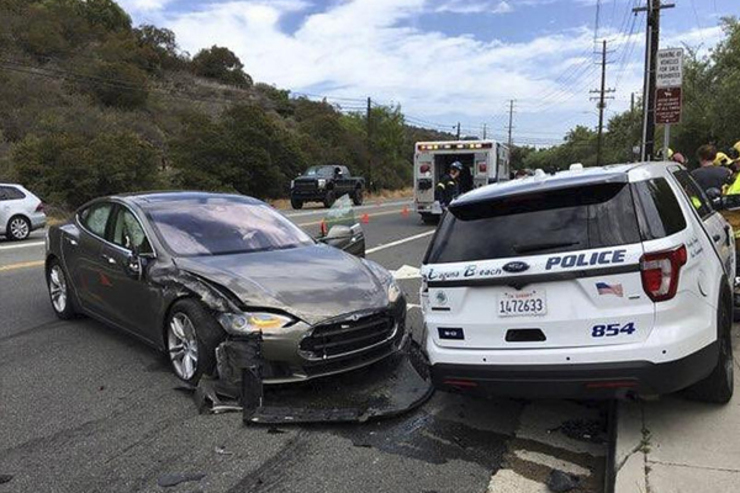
[0,0,450,210]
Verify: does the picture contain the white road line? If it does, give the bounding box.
[283,200,411,218]
[366,230,435,255]
[0,241,45,251]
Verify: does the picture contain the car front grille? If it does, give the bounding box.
[293,180,317,191]
[299,312,396,361]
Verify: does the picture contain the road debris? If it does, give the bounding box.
[546,469,580,492]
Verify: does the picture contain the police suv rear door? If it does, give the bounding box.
[422,175,655,350]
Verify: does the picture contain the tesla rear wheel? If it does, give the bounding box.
[166,299,224,385]
[8,216,30,241]
[47,260,76,319]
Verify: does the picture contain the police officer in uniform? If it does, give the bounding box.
[436,161,463,207]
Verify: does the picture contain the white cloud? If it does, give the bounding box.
[118,0,177,13]
[160,0,726,137]
[166,0,596,121]
[435,0,513,14]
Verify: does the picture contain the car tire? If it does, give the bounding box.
[324,190,336,208]
[47,259,78,320]
[421,214,438,225]
[291,198,303,210]
[352,188,364,206]
[7,215,31,241]
[165,299,226,385]
[685,297,734,404]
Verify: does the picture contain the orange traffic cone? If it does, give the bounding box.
[361,213,370,224]
[401,205,409,217]
[319,219,328,236]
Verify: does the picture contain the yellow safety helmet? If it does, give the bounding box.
[714,151,732,166]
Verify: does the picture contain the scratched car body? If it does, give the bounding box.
[44,192,406,385]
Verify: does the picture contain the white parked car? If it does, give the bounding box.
[421,163,735,403]
[0,183,46,241]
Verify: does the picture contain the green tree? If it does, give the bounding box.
[13,131,159,207]
[84,61,149,109]
[191,46,252,88]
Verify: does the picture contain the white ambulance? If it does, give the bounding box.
[414,140,510,224]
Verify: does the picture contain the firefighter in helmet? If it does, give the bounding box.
[435,161,463,207]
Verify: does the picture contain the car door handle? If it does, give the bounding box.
[65,237,78,246]
[101,254,117,265]
[714,234,722,242]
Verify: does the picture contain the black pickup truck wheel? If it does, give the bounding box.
[324,190,336,208]
[352,188,364,206]
[290,198,303,209]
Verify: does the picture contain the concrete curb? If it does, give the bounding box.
[614,400,649,493]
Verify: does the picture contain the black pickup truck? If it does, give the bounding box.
[290,165,365,209]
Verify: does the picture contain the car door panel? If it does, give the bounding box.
[95,205,159,340]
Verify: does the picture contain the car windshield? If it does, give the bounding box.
[144,196,314,256]
[426,183,641,264]
[305,166,335,177]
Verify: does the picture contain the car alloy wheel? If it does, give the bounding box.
[168,312,199,381]
[9,217,30,240]
[49,265,68,313]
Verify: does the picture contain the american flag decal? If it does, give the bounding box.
[596,282,623,297]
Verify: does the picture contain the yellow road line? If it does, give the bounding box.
[0,260,44,273]
[297,208,410,227]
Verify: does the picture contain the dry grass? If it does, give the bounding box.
[269,187,413,211]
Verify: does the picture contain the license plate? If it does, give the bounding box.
[498,289,547,317]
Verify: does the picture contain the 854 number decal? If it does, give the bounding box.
[591,322,636,338]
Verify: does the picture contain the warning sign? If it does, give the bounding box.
[656,48,683,89]
[655,87,682,124]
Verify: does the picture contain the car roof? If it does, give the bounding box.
[450,162,655,210]
[114,191,265,207]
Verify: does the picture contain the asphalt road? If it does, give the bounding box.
[0,201,608,493]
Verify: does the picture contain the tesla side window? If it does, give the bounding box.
[112,207,152,254]
[145,196,314,256]
[80,203,114,238]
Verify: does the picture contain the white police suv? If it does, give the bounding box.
[421,163,735,402]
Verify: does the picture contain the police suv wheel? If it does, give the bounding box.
[685,298,734,404]
[291,198,303,210]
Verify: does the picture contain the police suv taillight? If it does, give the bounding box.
[640,245,687,302]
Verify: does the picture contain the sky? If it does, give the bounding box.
[119,0,738,146]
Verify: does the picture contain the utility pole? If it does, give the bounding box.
[366,97,372,191]
[482,123,487,140]
[631,92,635,113]
[590,40,615,167]
[506,99,515,149]
[456,122,461,140]
[634,0,675,161]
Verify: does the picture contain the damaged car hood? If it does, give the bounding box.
[173,244,390,325]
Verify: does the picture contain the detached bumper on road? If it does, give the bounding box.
[431,341,719,399]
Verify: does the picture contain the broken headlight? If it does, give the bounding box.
[388,280,401,303]
[218,312,294,335]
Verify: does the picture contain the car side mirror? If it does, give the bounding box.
[318,224,365,257]
[722,194,740,211]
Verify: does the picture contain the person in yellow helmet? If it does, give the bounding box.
[714,151,732,166]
